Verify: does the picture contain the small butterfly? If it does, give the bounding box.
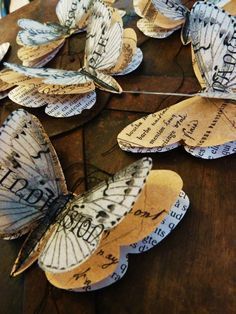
[16,0,93,66]
[5,0,123,93]
[3,0,141,97]
[0,109,152,276]
[134,0,231,43]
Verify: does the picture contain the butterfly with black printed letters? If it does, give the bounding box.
[0,109,152,276]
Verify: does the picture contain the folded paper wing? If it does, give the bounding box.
[134,0,186,39]
[72,190,189,291]
[45,169,185,290]
[117,96,235,154]
[186,2,236,100]
[16,0,94,66]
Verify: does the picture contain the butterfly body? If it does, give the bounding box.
[11,193,73,276]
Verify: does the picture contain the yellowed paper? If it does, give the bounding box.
[118,97,236,149]
[17,39,65,66]
[46,169,183,289]
[38,82,95,95]
[134,0,184,29]
[107,28,137,74]
[224,1,236,14]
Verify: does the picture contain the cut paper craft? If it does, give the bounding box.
[45,172,187,291]
[69,190,189,291]
[184,141,236,159]
[16,0,92,66]
[117,96,236,159]
[186,1,236,101]
[0,109,152,277]
[2,0,142,110]
[124,1,236,101]
[1,1,142,117]
[133,0,233,42]
[16,0,123,67]
[8,85,97,118]
[0,110,189,290]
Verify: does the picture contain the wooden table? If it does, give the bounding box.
[0,1,235,313]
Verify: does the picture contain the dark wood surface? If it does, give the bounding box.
[0,1,235,314]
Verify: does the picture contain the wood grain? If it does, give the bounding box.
[0,1,235,314]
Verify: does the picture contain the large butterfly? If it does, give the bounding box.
[134,0,232,42]
[186,1,236,100]
[0,109,152,276]
[16,0,93,66]
[3,0,126,94]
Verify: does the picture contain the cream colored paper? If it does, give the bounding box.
[184,141,236,159]
[118,97,235,150]
[46,169,183,289]
[9,86,97,117]
[17,39,65,67]
[72,190,189,291]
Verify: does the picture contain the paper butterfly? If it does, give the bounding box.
[1,1,142,117]
[133,0,231,42]
[6,0,124,93]
[16,0,94,67]
[117,95,236,159]
[186,1,236,100]
[0,109,152,276]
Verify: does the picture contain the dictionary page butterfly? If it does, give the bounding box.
[45,172,189,291]
[117,95,236,159]
[3,0,128,95]
[16,0,93,67]
[0,109,152,276]
[134,0,233,42]
[1,1,142,117]
[186,1,236,100]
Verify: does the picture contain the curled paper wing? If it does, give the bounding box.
[114,48,143,76]
[72,190,189,291]
[184,142,236,159]
[56,0,92,29]
[0,111,153,276]
[17,19,69,46]
[151,0,188,21]
[133,0,186,39]
[38,158,153,273]
[45,169,186,290]
[117,96,236,159]
[186,1,236,99]
[17,39,65,67]
[0,109,68,240]
[8,86,97,118]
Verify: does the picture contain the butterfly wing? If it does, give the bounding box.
[56,0,91,29]
[17,19,68,46]
[38,157,152,273]
[84,0,123,92]
[189,2,236,94]
[151,0,188,20]
[3,62,93,87]
[0,110,68,239]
